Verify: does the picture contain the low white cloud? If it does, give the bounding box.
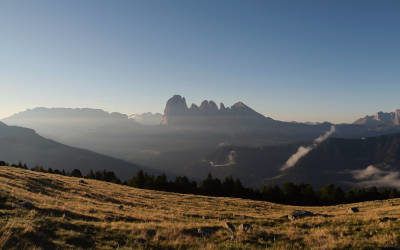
[281,126,335,171]
[282,146,313,170]
[314,126,336,144]
[210,150,237,167]
[352,165,400,188]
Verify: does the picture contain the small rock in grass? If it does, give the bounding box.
[145,229,157,238]
[198,227,221,237]
[182,226,220,238]
[348,207,359,213]
[379,217,397,222]
[104,215,114,222]
[134,238,147,245]
[20,201,35,209]
[288,210,314,220]
[88,208,97,214]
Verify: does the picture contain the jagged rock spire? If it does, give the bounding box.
[163,95,188,116]
[162,95,267,125]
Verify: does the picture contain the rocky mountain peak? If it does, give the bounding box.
[189,104,199,112]
[161,95,269,126]
[219,103,226,111]
[164,95,188,116]
[395,110,400,125]
[199,100,219,114]
[232,101,250,110]
[354,109,400,127]
[373,112,393,123]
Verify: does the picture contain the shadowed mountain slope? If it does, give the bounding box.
[0,122,145,179]
[274,133,400,187]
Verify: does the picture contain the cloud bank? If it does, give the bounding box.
[352,165,400,188]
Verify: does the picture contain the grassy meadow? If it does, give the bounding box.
[1,166,400,249]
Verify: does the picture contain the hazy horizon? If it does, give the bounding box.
[1,1,400,123]
[1,97,397,124]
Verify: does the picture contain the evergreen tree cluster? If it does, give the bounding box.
[127,171,247,197]
[1,161,400,206]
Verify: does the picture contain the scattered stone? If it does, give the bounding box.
[197,227,214,237]
[134,238,147,245]
[238,223,252,233]
[20,201,35,209]
[181,228,199,237]
[223,221,236,233]
[88,208,97,214]
[348,207,359,213]
[379,217,397,222]
[182,226,221,238]
[79,179,87,185]
[288,210,314,220]
[104,215,114,222]
[155,235,166,241]
[145,229,157,238]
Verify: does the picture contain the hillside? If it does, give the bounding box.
[275,133,400,187]
[0,122,144,179]
[1,166,400,249]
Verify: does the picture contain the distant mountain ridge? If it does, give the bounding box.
[130,112,162,125]
[3,107,142,143]
[354,110,400,126]
[0,121,145,179]
[7,107,130,120]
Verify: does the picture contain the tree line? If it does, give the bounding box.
[2,161,400,206]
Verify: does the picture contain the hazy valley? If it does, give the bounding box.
[4,95,400,188]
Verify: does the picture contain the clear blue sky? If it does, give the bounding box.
[1,0,400,122]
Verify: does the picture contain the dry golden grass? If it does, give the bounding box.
[1,166,400,249]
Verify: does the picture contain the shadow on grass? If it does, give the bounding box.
[35,207,101,222]
[25,177,68,196]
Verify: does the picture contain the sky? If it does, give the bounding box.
[1,0,400,123]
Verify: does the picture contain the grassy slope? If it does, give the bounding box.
[1,166,400,249]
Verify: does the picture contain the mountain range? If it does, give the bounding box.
[3,95,400,187]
